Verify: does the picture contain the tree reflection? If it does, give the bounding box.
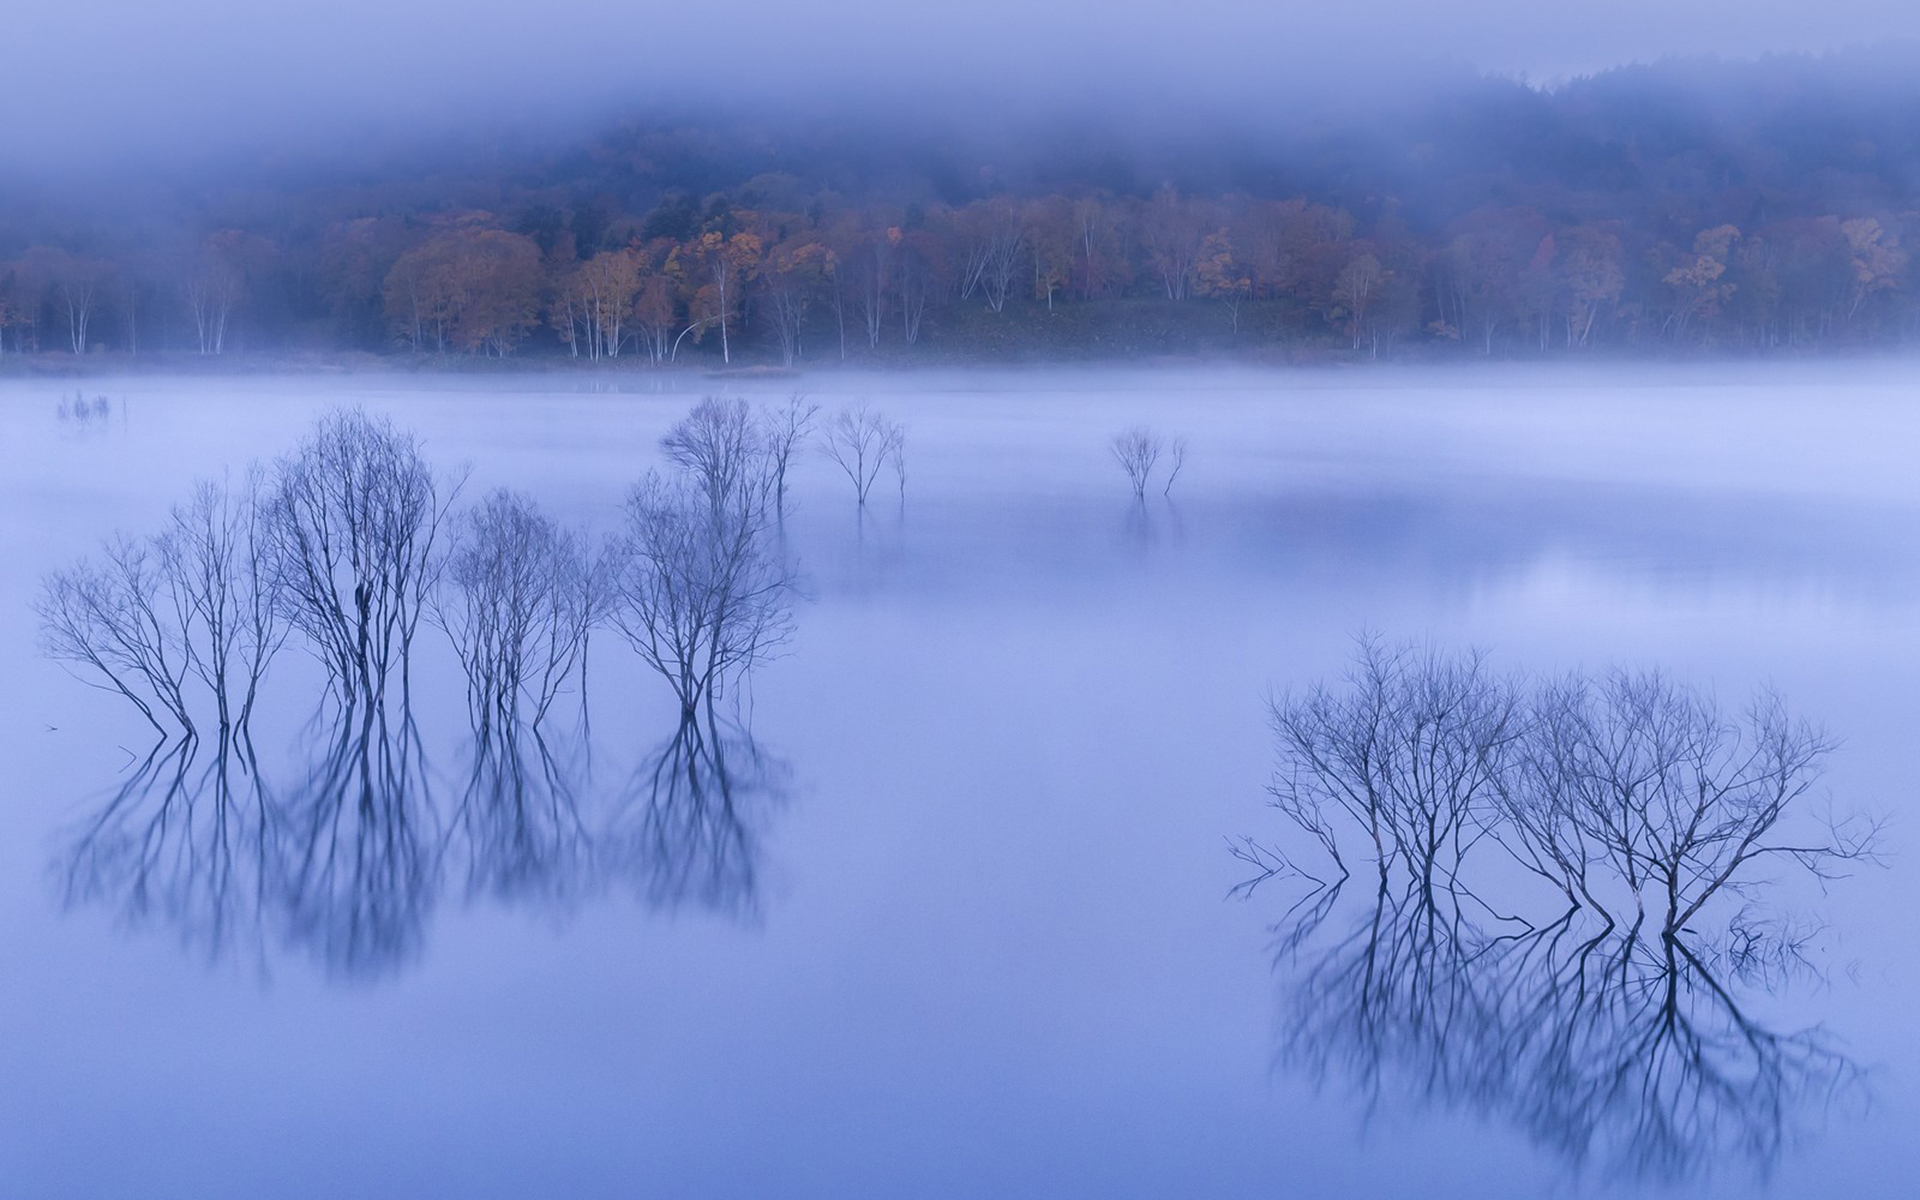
[608,713,789,917]
[273,704,439,979]
[450,722,594,907]
[61,738,275,967]
[1248,637,1883,1185]
[43,398,813,981]
[58,701,787,980]
[1270,882,1863,1185]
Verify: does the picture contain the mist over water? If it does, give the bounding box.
[2,363,1915,1197]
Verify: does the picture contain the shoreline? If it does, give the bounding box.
[2,342,1913,382]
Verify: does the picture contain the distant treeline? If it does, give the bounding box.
[6,50,1920,365]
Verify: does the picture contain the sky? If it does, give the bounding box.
[10,1,1920,171]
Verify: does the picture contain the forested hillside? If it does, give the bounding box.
[5,49,1920,365]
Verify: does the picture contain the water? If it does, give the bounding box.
[1,364,1915,1198]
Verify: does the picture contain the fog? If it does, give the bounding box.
[2,362,1915,1197]
[13,0,1920,175]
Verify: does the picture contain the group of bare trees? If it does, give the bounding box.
[1109,427,1187,500]
[1249,638,1882,1185]
[1256,639,1881,939]
[38,395,860,753]
[44,399,819,977]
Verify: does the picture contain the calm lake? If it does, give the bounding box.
[1,363,1915,1198]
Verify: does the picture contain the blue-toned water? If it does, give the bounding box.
[1,363,1914,1198]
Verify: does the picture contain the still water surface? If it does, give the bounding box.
[1,364,1914,1198]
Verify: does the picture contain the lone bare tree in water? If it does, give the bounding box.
[819,402,904,505]
[1266,637,1520,897]
[1110,426,1163,499]
[261,409,460,708]
[611,400,797,719]
[1505,670,1879,935]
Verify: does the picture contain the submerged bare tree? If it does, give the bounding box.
[434,489,599,730]
[1263,639,1880,936]
[1500,671,1878,934]
[38,535,196,737]
[1110,426,1163,499]
[762,392,820,518]
[261,409,460,708]
[1268,638,1520,898]
[37,472,284,741]
[156,471,286,736]
[661,396,767,516]
[1162,436,1188,497]
[819,402,904,505]
[888,425,908,503]
[611,400,797,718]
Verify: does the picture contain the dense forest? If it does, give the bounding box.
[6,48,1920,367]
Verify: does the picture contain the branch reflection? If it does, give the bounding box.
[274,704,438,979]
[60,703,788,981]
[1272,882,1865,1186]
[62,739,274,968]
[610,713,789,917]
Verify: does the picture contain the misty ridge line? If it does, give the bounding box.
[5,51,1920,367]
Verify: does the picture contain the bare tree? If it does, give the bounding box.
[818,402,904,506]
[1507,671,1880,934]
[977,208,1025,314]
[434,489,599,730]
[1264,639,1880,935]
[155,470,286,737]
[660,397,767,516]
[761,392,820,518]
[38,535,196,738]
[1162,436,1189,497]
[1268,637,1519,897]
[1110,426,1163,500]
[611,400,797,719]
[38,471,286,742]
[888,427,908,503]
[261,409,460,709]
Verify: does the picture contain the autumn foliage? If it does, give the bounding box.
[5,54,1920,364]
